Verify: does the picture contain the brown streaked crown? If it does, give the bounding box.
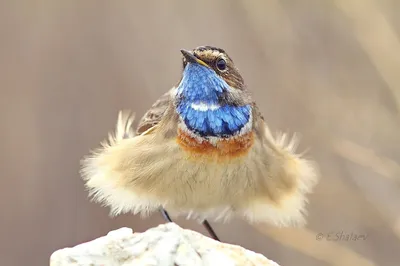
[181,46,246,90]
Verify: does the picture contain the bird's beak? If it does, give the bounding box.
[180,49,209,68]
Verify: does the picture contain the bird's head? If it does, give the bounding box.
[180,46,245,90]
[175,46,251,107]
[174,46,253,138]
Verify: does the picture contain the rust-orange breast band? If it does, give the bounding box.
[176,128,254,159]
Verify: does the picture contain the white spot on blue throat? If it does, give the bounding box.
[190,102,220,111]
[176,63,251,137]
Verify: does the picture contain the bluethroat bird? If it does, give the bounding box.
[80,46,319,241]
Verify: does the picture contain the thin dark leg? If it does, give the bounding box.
[159,208,173,222]
[202,220,220,242]
[159,208,220,242]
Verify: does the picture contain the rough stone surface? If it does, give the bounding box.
[50,222,280,266]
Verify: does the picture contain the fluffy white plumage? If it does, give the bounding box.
[81,109,319,227]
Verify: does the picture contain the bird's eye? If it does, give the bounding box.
[216,58,227,71]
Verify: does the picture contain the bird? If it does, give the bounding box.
[80,45,320,242]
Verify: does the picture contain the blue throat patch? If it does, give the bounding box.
[176,63,251,138]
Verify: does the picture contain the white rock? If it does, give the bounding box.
[50,222,280,266]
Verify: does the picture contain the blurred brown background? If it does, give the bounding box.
[1,0,400,265]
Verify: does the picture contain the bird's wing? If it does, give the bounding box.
[136,89,174,135]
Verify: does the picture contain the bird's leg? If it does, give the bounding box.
[158,208,221,242]
[202,219,220,242]
[159,207,173,222]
